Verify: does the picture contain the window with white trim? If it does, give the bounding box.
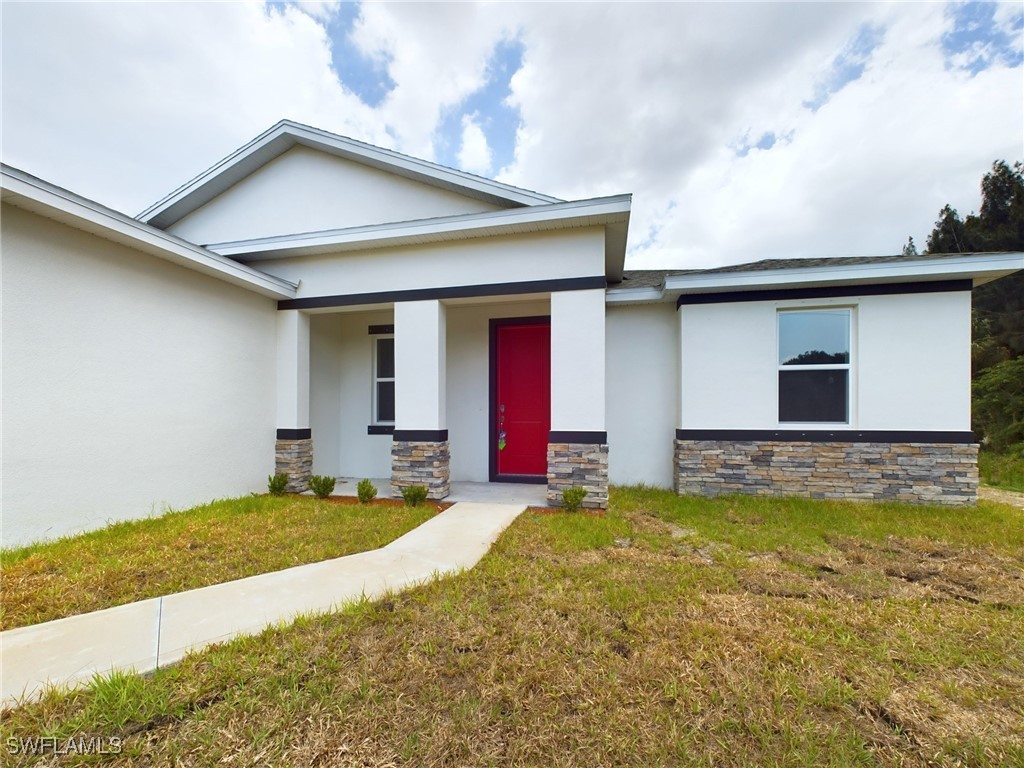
[373,336,395,424]
[778,308,851,423]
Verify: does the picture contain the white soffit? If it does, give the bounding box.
[207,194,633,281]
[664,253,1024,294]
[138,120,563,229]
[1,165,298,300]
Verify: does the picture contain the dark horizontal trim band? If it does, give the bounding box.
[675,429,976,444]
[676,279,972,308]
[367,425,395,435]
[279,276,606,310]
[549,430,608,444]
[367,324,394,335]
[276,428,311,440]
[393,429,449,442]
[493,474,547,485]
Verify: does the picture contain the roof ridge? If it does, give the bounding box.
[136,119,562,227]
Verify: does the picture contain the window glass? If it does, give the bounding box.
[778,310,850,365]
[373,336,395,424]
[779,370,848,422]
[376,337,395,378]
[376,381,395,423]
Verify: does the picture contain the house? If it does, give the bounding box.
[2,120,1021,547]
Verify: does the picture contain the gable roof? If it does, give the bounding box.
[1,164,298,300]
[608,252,1024,304]
[206,193,632,281]
[138,120,562,230]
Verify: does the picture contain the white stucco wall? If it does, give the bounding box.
[395,301,446,431]
[166,145,504,244]
[678,290,972,431]
[1,204,278,547]
[606,303,678,487]
[550,289,606,432]
[309,310,394,480]
[256,228,606,300]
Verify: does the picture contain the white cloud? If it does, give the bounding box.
[1,1,1020,269]
[456,114,493,174]
[1,1,389,214]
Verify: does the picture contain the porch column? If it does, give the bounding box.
[275,309,312,492]
[391,300,450,499]
[548,289,608,509]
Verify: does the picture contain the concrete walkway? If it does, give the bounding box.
[1,501,526,706]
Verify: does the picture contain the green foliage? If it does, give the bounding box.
[926,161,1024,255]
[978,450,1024,492]
[901,235,918,256]
[561,486,588,512]
[401,485,428,507]
[357,478,378,504]
[926,160,1024,456]
[267,473,288,496]
[308,475,336,499]
[973,357,1024,452]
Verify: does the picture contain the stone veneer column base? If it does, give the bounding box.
[275,438,313,493]
[674,440,978,505]
[547,443,609,509]
[392,440,450,500]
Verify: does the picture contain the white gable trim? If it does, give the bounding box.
[1,165,298,300]
[138,120,562,230]
[664,253,1024,295]
[207,194,631,280]
[607,253,1024,304]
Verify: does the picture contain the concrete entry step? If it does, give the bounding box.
[0,501,527,706]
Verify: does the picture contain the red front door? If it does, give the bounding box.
[492,319,550,480]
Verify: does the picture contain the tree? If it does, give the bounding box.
[973,357,1024,452]
[902,236,918,256]
[926,204,969,253]
[926,160,1024,453]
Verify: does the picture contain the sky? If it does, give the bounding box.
[1,1,1021,269]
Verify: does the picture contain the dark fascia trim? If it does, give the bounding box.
[279,276,606,310]
[488,316,551,482]
[276,428,312,440]
[549,430,608,444]
[368,324,394,335]
[393,429,449,442]
[367,425,395,435]
[675,279,973,308]
[675,429,976,444]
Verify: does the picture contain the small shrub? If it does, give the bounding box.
[561,486,588,512]
[308,475,336,499]
[357,478,378,504]
[401,485,429,507]
[267,473,288,496]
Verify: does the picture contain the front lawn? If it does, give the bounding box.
[2,488,1022,766]
[0,495,438,630]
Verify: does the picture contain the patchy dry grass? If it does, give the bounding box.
[0,496,438,630]
[2,488,1022,766]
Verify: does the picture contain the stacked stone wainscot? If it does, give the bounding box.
[275,438,313,493]
[392,440,450,500]
[674,439,978,505]
[547,443,609,509]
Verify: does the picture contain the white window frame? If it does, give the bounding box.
[372,334,395,426]
[776,306,854,426]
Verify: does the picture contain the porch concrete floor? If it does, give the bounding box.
[332,478,549,507]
